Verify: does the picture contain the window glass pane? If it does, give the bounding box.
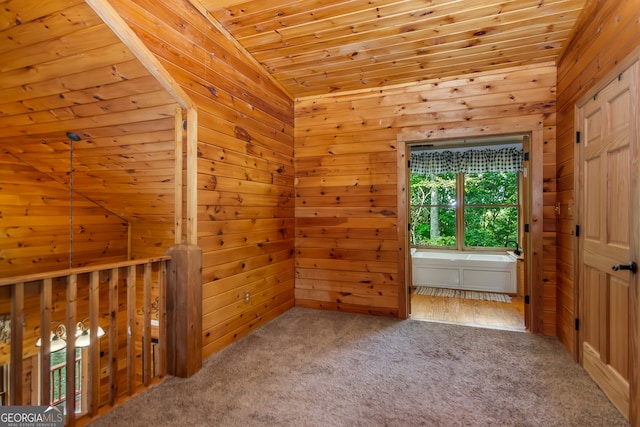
[464,207,518,247]
[410,173,457,247]
[410,206,457,247]
[464,171,518,205]
[410,173,456,206]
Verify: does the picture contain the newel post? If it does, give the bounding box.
[166,244,202,377]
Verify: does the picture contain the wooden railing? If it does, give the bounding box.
[0,256,170,426]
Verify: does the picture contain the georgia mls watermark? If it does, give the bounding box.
[0,406,63,427]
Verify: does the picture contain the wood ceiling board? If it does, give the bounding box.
[257,13,578,73]
[0,3,104,55]
[232,0,547,49]
[0,0,181,227]
[0,0,86,32]
[202,0,587,97]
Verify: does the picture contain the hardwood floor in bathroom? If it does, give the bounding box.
[410,293,526,331]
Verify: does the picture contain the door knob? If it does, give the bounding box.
[612,262,638,274]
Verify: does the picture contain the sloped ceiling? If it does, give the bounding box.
[0,0,181,224]
[199,0,588,98]
[0,0,589,223]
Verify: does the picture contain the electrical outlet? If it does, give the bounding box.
[244,291,250,304]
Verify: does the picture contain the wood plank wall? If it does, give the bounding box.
[107,0,295,358]
[295,64,558,333]
[556,0,640,356]
[0,0,182,269]
[0,151,128,277]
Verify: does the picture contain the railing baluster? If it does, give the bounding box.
[126,265,136,396]
[158,261,167,378]
[65,274,77,426]
[88,271,100,416]
[0,256,170,422]
[40,278,52,406]
[143,263,151,385]
[108,267,119,406]
[10,282,24,405]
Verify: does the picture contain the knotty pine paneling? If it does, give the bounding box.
[204,0,586,97]
[556,0,640,357]
[295,64,557,333]
[108,0,295,358]
[0,0,182,265]
[0,152,128,278]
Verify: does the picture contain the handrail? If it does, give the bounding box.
[0,256,170,287]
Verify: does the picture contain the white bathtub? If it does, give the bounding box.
[411,249,517,294]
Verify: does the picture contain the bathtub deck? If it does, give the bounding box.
[410,293,525,331]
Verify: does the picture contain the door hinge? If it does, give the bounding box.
[524,295,530,305]
[575,225,580,237]
[576,131,581,144]
[408,223,411,231]
[524,224,530,233]
[408,286,412,295]
[575,318,580,331]
[523,152,530,161]
[407,160,411,168]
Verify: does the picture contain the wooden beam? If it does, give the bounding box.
[174,108,184,244]
[188,0,293,101]
[186,108,198,245]
[86,0,194,110]
[166,244,202,378]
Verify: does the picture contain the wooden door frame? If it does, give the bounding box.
[396,125,544,333]
[574,48,640,425]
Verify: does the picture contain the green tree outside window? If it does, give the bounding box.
[410,171,518,249]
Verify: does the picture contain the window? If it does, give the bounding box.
[49,348,83,413]
[410,172,457,247]
[463,172,519,247]
[409,145,521,250]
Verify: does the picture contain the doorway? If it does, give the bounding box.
[406,136,526,331]
[575,58,639,421]
[396,127,545,333]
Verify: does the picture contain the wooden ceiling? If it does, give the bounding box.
[0,0,180,225]
[201,0,588,98]
[0,0,589,224]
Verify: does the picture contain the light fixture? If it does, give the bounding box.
[74,318,105,348]
[35,324,67,352]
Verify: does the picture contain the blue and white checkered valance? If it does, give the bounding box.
[410,147,523,175]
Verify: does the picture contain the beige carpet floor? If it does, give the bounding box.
[88,307,628,427]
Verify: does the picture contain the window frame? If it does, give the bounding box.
[410,170,520,251]
[48,347,85,414]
